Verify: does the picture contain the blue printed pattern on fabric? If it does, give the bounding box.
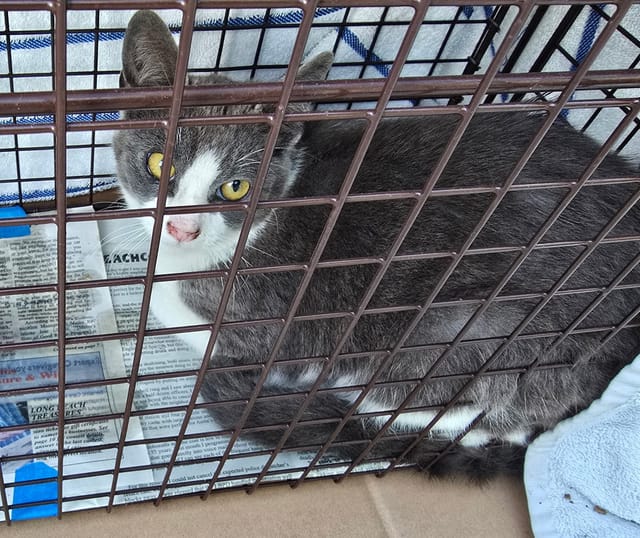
[0,7,605,203]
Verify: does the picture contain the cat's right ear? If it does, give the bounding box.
[120,10,178,88]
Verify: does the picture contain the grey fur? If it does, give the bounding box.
[114,11,640,478]
[120,10,178,87]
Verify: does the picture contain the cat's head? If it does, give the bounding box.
[113,10,332,268]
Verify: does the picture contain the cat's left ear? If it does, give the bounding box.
[273,51,333,145]
[258,51,333,111]
[295,51,334,82]
[286,51,333,113]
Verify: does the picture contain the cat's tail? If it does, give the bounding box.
[332,431,527,481]
[407,442,526,482]
[201,370,526,479]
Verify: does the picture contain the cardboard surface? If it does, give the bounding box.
[5,471,533,537]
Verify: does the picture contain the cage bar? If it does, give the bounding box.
[0,0,638,524]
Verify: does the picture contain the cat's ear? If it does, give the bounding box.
[120,10,178,88]
[286,51,333,115]
[270,52,333,146]
[256,51,333,113]
[296,51,334,82]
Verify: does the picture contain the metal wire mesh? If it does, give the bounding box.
[0,0,638,522]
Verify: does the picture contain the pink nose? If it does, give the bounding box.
[167,220,200,242]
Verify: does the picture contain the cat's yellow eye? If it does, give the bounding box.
[146,152,176,180]
[218,180,251,201]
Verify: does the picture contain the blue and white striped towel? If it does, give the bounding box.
[0,5,637,205]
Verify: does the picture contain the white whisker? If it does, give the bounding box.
[246,243,278,261]
[235,146,287,165]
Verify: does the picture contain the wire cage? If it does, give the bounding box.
[0,0,638,523]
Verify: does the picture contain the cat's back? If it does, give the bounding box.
[291,111,638,255]
[269,111,640,318]
[296,110,636,193]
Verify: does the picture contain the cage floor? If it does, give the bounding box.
[4,472,531,537]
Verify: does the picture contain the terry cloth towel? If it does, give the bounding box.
[524,354,640,538]
[0,5,638,205]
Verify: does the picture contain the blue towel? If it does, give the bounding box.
[525,354,640,537]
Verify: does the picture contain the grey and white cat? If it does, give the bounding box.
[114,11,640,478]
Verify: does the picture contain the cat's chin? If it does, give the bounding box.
[154,234,211,274]
[156,228,238,274]
[160,234,201,248]
[159,231,204,253]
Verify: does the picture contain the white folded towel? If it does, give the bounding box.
[525,354,640,538]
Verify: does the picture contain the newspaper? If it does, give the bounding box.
[1,208,383,519]
[0,209,152,519]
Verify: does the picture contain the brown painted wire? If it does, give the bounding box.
[53,0,69,519]
[0,0,638,518]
